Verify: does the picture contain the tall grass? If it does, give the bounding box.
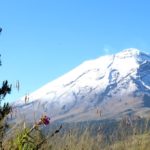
[3,116,150,150]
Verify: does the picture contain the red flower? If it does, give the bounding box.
[37,115,50,126]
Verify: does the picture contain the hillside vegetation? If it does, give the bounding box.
[3,116,150,150]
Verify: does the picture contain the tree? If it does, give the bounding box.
[0,27,62,150]
[0,27,12,150]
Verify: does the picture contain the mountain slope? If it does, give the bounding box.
[12,48,150,123]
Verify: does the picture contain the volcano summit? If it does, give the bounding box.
[13,48,150,123]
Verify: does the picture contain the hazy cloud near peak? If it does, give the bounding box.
[103,45,112,55]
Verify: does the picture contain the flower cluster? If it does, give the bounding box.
[37,115,50,126]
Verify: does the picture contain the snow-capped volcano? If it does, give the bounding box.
[13,48,150,122]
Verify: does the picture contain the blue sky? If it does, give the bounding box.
[0,0,150,103]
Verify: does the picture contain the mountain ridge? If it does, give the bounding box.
[12,48,150,123]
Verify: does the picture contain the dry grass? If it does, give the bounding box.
[107,133,150,150]
[40,127,150,150]
[3,117,150,150]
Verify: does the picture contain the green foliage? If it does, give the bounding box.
[0,80,12,100]
[15,128,36,150]
[0,28,12,150]
[0,103,11,120]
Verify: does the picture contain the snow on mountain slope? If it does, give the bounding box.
[12,48,150,123]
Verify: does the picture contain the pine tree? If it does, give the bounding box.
[0,27,12,150]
